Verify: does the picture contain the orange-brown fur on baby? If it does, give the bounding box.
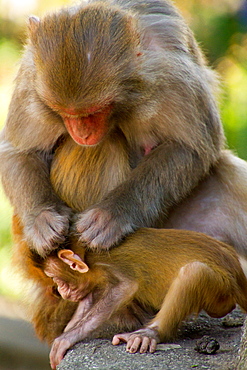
[11,215,78,341]
[43,229,247,368]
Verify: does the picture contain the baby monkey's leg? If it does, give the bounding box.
[113,261,236,353]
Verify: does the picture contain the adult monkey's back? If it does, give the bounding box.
[1,0,247,340]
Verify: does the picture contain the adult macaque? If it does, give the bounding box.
[42,229,247,369]
[3,0,246,258]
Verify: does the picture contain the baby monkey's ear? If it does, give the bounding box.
[58,249,89,273]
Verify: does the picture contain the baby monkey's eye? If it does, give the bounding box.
[52,285,61,298]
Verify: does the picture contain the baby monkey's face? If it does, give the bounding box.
[44,256,86,302]
[45,271,81,302]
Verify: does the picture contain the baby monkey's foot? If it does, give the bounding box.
[112,327,160,353]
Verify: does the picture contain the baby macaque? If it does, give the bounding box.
[44,229,247,369]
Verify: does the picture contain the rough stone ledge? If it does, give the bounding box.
[58,307,245,370]
[237,316,247,369]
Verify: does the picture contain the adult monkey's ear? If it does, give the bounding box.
[58,249,89,273]
[28,15,40,33]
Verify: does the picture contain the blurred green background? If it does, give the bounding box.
[0,0,246,298]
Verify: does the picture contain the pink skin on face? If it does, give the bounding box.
[45,271,82,302]
[61,104,113,146]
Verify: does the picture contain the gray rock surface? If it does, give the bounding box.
[238,316,247,369]
[0,316,50,370]
[58,308,245,370]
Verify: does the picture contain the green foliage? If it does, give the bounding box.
[192,4,247,159]
[0,187,14,297]
[221,60,247,159]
